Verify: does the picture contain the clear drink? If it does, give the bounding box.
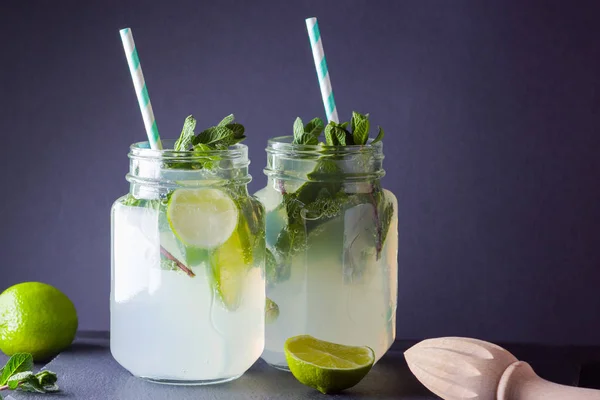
[256,137,398,369]
[111,141,265,384]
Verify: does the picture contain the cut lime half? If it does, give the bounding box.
[167,188,238,248]
[284,335,375,394]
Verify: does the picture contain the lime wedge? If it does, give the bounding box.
[284,335,375,394]
[210,229,249,310]
[167,188,238,248]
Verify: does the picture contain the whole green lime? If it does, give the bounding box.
[0,282,78,361]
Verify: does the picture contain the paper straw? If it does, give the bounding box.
[305,17,339,123]
[119,28,163,150]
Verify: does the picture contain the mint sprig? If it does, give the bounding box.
[322,112,384,146]
[170,114,247,169]
[270,112,392,284]
[0,353,59,395]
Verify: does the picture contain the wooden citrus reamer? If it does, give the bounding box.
[404,337,600,400]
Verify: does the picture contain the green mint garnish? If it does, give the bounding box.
[292,117,324,145]
[190,114,246,149]
[170,114,247,169]
[270,112,392,284]
[0,354,33,385]
[0,353,59,395]
[321,112,384,146]
[121,114,254,283]
[174,115,196,151]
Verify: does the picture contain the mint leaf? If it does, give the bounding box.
[0,354,33,385]
[353,118,370,145]
[304,118,324,137]
[35,371,57,388]
[193,143,213,152]
[324,123,336,146]
[372,126,384,143]
[302,133,320,145]
[7,371,38,391]
[293,117,304,141]
[378,196,394,256]
[218,114,234,127]
[351,111,360,133]
[194,126,234,146]
[334,126,347,145]
[174,115,197,151]
[292,117,321,145]
[5,369,58,393]
[226,123,245,139]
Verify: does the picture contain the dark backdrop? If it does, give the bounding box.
[1,0,599,345]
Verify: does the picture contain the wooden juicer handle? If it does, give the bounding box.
[498,361,600,400]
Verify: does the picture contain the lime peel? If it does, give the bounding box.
[284,335,374,394]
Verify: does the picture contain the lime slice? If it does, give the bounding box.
[167,188,238,248]
[284,335,375,394]
[210,229,249,310]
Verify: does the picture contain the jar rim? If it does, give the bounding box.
[266,136,383,155]
[129,140,248,162]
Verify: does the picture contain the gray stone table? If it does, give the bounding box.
[2,332,600,399]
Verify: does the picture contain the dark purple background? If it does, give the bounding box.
[0,0,599,345]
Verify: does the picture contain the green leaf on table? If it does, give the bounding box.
[174,115,197,151]
[35,370,58,389]
[7,369,59,393]
[0,353,33,385]
[8,371,38,391]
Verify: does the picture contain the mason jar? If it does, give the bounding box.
[110,140,265,384]
[255,137,398,370]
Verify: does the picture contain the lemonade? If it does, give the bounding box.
[110,119,266,384]
[256,184,397,368]
[256,113,398,370]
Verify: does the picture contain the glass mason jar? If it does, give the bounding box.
[255,137,398,369]
[110,140,266,384]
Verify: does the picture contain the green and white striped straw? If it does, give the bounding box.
[305,17,339,123]
[119,28,163,150]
